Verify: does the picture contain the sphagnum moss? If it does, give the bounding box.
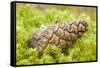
[16,4,96,65]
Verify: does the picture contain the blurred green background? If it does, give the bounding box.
[16,3,97,65]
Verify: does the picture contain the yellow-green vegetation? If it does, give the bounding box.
[16,3,97,65]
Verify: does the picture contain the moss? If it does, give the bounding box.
[16,4,96,65]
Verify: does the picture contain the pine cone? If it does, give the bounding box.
[27,19,88,54]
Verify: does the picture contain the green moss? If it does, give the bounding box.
[16,4,97,65]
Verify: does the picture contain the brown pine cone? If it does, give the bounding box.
[27,19,88,54]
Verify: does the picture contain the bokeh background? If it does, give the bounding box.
[16,3,97,65]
